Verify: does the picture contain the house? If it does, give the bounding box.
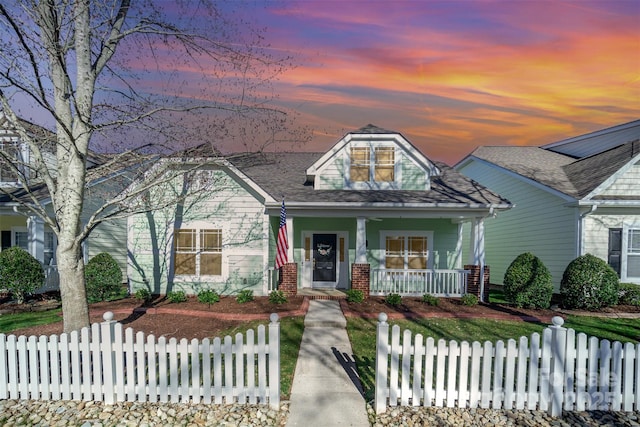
[0,113,132,292]
[455,119,640,289]
[127,125,511,299]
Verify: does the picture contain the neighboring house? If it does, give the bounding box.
[0,113,131,292]
[455,119,640,289]
[127,125,511,299]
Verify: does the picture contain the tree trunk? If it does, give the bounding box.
[57,235,89,333]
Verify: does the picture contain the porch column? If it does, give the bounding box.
[286,215,294,262]
[356,217,367,263]
[27,216,44,263]
[468,217,487,302]
[278,263,298,297]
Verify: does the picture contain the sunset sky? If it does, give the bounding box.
[238,0,640,164]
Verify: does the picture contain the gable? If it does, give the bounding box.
[592,159,640,200]
[306,124,440,191]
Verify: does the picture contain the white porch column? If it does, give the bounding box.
[286,215,294,262]
[356,217,367,263]
[468,217,485,265]
[27,216,44,263]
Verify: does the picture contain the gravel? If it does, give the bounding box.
[2,399,639,426]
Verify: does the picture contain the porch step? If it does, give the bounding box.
[298,289,347,300]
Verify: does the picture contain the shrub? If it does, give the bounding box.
[167,290,187,303]
[345,289,364,303]
[422,294,439,306]
[269,290,288,304]
[503,252,553,309]
[85,253,125,303]
[618,283,640,306]
[0,246,44,304]
[134,288,152,302]
[385,293,402,306]
[461,294,478,306]
[560,254,619,310]
[197,289,220,306]
[236,289,254,304]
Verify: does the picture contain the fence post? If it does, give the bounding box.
[548,316,567,417]
[375,312,389,414]
[101,311,117,404]
[268,313,280,410]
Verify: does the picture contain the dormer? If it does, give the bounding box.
[305,124,440,190]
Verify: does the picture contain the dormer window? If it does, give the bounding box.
[349,146,395,184]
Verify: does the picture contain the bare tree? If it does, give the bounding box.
[0,0,303,332]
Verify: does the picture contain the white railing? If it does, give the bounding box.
[370,269,469,296]
[33,265,60,294]
[267,267,278,293]
[0,312,281,409]
[375,315,640,416]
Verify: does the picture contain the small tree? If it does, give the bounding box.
[0,247,44,304]
[560,254,619,310]
[85,253,124,303]
[503,252,553,309]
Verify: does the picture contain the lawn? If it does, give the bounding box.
[0,308,62,333]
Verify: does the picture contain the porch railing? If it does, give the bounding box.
[34,265,60,294]
[370,269,469,297]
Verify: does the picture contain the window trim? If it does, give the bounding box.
[380,230,434,270]
[347,144,399,189]
[622,225,640,281]
[173,227,223,277]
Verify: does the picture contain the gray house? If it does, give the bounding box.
[127,125,511,299]
[456,119,640,288]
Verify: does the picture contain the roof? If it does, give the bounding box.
[467,139,640,199]
[229,151,510,207]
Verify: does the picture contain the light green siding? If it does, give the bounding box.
[401,158,426,190]
[128,169,266,296]
[458,161,578,290]
[317,157,344,189]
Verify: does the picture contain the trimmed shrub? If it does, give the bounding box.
[422,294,439,306]
[167,290,187,303]
[236,289,254,304]
[197,289,220,306]
[385,293,402,306]
[618,283,640,307]
[560,254,619,310]
[0,246,44,304]
[85,253,125,303]
[345,289,364,303]
[134,288,152,302]
[461,294,478,306]
[269,290,287,304]
[503,252,553,309]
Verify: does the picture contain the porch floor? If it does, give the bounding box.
[298,288,347,300]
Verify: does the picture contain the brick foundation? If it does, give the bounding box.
[351,263,370,298]
[464,264,490,302]
[278,263,298,297]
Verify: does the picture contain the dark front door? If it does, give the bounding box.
[313,234,337,282]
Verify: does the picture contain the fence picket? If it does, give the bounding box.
[28,336,38,399]
[190,338,200,402]
[373,314,640,415]
[6,335,17,398]
[257,325,267,403]
[224,335,234,403]
[246,330,256,404]
[202,338,212,404]
[179,338,189,402]
[236,333,245,403]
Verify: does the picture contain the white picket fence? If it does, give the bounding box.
[0,312,281,409]
[375,314,640,416]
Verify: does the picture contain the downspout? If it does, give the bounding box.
[578,204,597,257]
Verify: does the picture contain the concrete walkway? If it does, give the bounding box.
[286,299,370,427]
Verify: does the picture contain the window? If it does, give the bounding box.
[628,229,640,278]
[384,233,430,270]
[349,146,395,183]
[44,231,56,265]
[0,141,21,183]
[174,228,222,276]
[350,147,370,182]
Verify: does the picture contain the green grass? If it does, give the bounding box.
[0,308,62,333]
[218,316,305,399]
[346,315,640,401]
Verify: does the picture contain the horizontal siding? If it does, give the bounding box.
[458,161,578,289]
[584,213,640,260]
[127,170,266,295]
[600,162,640,196]
[88,218,128,281]
[316,156,344,189]
[401,155,426,190]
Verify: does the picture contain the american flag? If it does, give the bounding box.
[275,199,288,269]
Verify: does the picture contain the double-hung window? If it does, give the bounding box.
[349,146,395,184]
[628,229,640,279]
[608,227,640,281]
[174,228,222,276]
[383,232,431,270]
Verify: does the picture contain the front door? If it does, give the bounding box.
[313,233,337,282]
